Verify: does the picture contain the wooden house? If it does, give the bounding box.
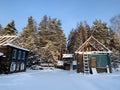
[75,36,112,74]
[0,35,29,74]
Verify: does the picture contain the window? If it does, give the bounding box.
[20,63,25,70]
[12,49,17,59]
[10,62,16,72]
[16,63,20,71]
[18,50,22,60]
[22,51,26,60]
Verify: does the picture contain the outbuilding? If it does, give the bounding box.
[75,36,112,74]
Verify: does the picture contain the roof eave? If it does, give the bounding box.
[4,43,29,51]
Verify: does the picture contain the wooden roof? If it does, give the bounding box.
[75,36,112,54]
[0,35,29,51]
[0,35,18,45]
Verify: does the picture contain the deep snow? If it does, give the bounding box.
[0,68,120,90]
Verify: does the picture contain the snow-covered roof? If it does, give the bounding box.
[0,52,3,56]
[0,35,29,51]
[63,54,73,58]
[0,35,18,45]
[4,43,29,51]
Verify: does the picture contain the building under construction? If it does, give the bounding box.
[75,36,112,74]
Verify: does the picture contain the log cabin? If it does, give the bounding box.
[0,35,29,74]
[75,36,112,74]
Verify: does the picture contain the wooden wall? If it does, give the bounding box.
[0,46,28,74]
[76,54,84,73]
[76,54,112,74]
[0,46,11,74]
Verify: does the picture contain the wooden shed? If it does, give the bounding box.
[75,36,112,74]
[56,54,77,70]
[0,35,29,74]
[62,54,74,70]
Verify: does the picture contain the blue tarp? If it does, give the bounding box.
[91,54,108,67]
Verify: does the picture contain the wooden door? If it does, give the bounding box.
[91,57,97,68]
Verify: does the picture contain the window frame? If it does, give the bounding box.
[22,51,26,60]
[12,49,17,60]
[10,62,16,72]
[20,63,25,70]
[18,50,22,60]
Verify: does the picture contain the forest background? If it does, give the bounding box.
[0,15,120,67]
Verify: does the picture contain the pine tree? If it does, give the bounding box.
[84,22,91,38]
[67,29,78,53]
[91,20,108,45]
[19,16,39,66]
[77,22,87,43]
[20,16,38,50]
[67,22,88,53]
[38,16,66,62]
[109,28,120,54]
[2,20,18,35]
[38,15,48,30]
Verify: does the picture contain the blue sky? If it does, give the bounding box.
[0,0,120,36]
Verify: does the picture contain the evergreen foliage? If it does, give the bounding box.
[0,15,120,67]
[19,16,39,66]
[38,16,66,62]
[17,16,66,66]
[67,20,120,58]
[2,20,18,35]
[67,22,90,53]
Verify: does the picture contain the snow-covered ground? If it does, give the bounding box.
[0,68,120,90]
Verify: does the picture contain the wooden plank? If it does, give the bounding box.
[75,35,112,54]
[91,57,97,68]
[91,68,98,75]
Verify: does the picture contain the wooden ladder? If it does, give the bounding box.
[83,54,90,74]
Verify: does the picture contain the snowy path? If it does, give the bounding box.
[0,69,120,90]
